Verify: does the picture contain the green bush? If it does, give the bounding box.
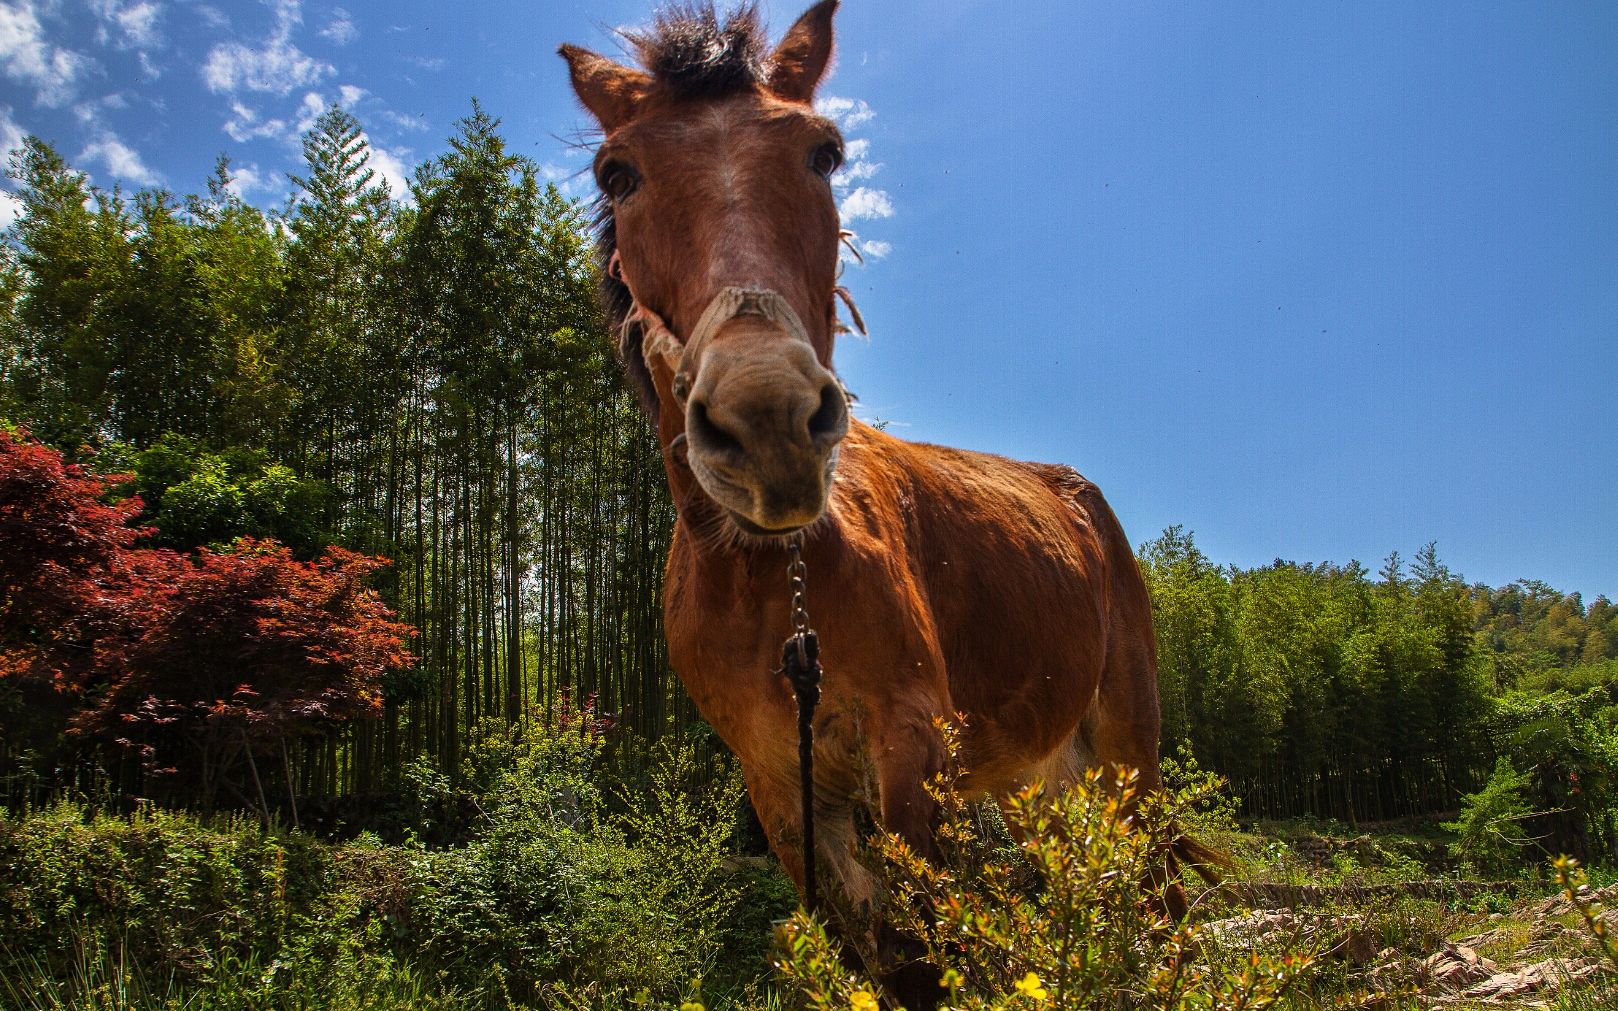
[128,434,329,553]
[0,708,762,1008]
[1444,756,1537,876]
[394,716,749,1003]
[0,802,329,983]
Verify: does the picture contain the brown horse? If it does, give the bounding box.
[561,0,1194,992]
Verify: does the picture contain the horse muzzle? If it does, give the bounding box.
[631,287,849,534]
[683,315,847,532]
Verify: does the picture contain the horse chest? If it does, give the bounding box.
[662,551,913,785]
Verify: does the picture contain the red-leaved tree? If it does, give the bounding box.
[0,429,415,808]
[0,427,147,682]
[65,541,416,794]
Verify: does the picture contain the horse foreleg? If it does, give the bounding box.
[868,713,948,1011]
[872,715,945,859]
[742,761,878,911]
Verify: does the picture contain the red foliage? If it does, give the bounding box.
[66,540,417,753]
[0,430,416,778]
[0,426,147,681]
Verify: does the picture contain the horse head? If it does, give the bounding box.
[562,1,850,538]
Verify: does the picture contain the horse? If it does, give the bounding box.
[561,1,1203,1000]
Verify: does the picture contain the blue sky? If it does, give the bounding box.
[2,1,1614,598]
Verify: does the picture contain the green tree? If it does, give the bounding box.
[3,137,132,444]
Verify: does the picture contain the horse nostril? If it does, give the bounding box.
[807,384,847,444]
[688,398,745,457]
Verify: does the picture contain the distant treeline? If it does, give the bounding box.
[1,106,1613,838]
[1145,528,1618,848]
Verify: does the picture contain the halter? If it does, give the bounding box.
[611,247,864,418]
[626,285,818,414]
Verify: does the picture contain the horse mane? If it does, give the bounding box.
[592,198,656,414]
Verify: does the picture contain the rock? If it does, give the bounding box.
[1331,926,1379,966]
[1456,956,1608,1002]
[1423,942,1498,991]
[1528,883,1618,918]
[1452,926,1513,951]
[1205,909,1311,945]
[1205,908,1368,961]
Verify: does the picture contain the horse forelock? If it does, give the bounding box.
[626,3,767,100]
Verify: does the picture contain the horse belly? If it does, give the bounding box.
[948,587,1106,791]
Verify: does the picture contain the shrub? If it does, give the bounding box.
[0,801,329,983]
[773,722,1330,1011]
[391,710,750,1004]
[1444,756,1537,876]
[130,434,330,554]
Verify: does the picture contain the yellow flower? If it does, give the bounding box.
[1014,971,1049,1001]
[850,990,880,1011]
[680,1004,706,1011]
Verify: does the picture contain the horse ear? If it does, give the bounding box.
[768,0,837,104]
[559,44,651,132]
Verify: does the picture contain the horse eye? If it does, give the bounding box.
[599,162,639,201]
[809,143,842,180]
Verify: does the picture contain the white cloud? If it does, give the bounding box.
[363,133,410,200]
[835,157,882,186]
[0,0,91,106]
[224,161,275,199]
[202,0,333,95]
[816,95,875,131]
[379,108,426,131]
[0,188,19,228]
[294,89,323,131]
[318,7,355,45]
[839,186,893,222]
[537,161,586,195]
[222,99,286,141]
[90,0,162,51]
[813,97,892,257]
[194,4,227,29]
[0,105,26,159]
[74,93,127,124]
[337,82,363,107]
[832,135,881,191]
[78,132,159,186]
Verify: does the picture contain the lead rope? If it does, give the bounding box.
[779,535,822,913]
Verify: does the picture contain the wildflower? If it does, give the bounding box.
[680,1004,706,1011]
[1014,971,1049,1001]
[851,990,880,1011]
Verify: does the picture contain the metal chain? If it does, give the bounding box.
[788,538,811,639]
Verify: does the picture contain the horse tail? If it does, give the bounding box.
[1171,832,1233,886]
